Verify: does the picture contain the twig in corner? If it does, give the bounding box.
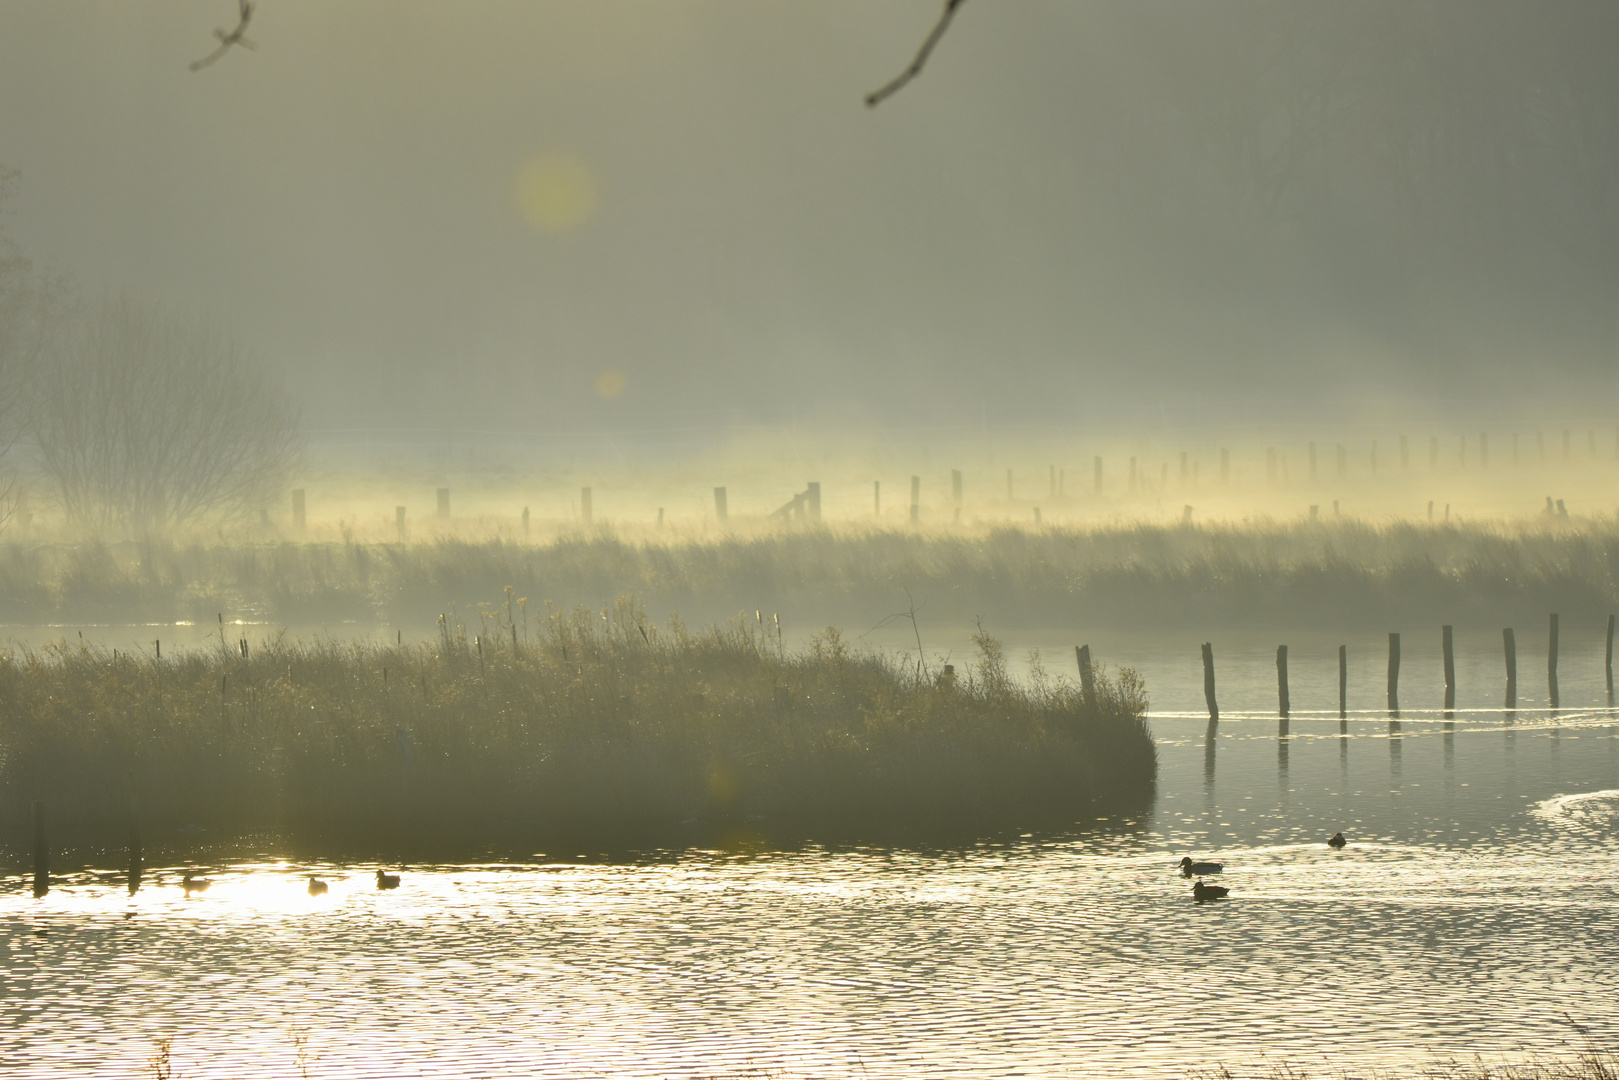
[865,0,968,108]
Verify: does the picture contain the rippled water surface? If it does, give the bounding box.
[5,633,1619,1078]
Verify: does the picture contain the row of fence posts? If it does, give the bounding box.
[28,796,142,900]
[1193,612,1617,723]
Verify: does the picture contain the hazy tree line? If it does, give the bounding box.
[0,167,297,537]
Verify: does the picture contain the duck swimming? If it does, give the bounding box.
[375,869,400,890]
[1179,857,1223,876]
[1328,832,1347,849]
[1191,879,1230,902]
[307,876,329,896]
[182,872,211,896]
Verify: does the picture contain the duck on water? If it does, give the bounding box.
[1179,857,1223,876]
[1191,879,1230,903]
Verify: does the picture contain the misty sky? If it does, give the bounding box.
[2,2,1617,429]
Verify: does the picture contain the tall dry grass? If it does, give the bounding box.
[2,516,1618,633]
[0,600,1155,849]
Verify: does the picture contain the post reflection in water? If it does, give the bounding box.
[1203,719,1218,786]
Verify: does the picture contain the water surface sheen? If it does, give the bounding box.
[4,643,1619,1077]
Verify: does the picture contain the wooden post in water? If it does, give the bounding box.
[1606,614,1614,703]
[1276,645,1290,718]
[580,487,593,524]
[1548,612,1560,707]
[292,489,306,531]
[396,506,406,541]
[909,476,920,524]
[1387,632,1401,712]
[1075,644,1095,701]
[1202,643,1218,722]
[1504,627,1517,705]
[1338,644,1348,720]
[436,488,450,519]
[127,795,142,896]
[32,800,47,898]
[713,487,728,522]
[1442,624,1456,710]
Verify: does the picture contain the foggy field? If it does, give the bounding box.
[0,601,1154,848]
[9,510,1619,637]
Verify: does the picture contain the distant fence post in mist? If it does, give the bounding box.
[1094,456,1103,495]
[1442,625,1456,710]
[436,488,450,519]
[1548,613,1560,707]
[1075,645,1095,701]
[807,482,821,521]
[1308,442,1318,482]
[292,489,306,532]
[909,476,920,523]
[32,800,47,899]
[1387,632,1401,712]
[1428,500,1434,522]
[873,480,880,516]
[396,506,406,541]
[1400,434,1409,469]
[1276,645,1289,719]
[1182,504,1193,524]
[1504,627,1517,705]
[713,487,728,522]
[1606,614,1615,703]
[521,506,530,538]
[1219,449,1230,485]
[1202,643,1218,722]
[1338,645,1348,721]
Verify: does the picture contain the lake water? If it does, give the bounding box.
[3,629,1618,1078]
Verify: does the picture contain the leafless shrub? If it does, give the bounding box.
[32,296,298,535]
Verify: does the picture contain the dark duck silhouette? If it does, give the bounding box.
[307,876,329,896]
[1191,879,1230,902]
[1179,857,1223,876]
[1328,832,1347,849]
[182,872,211,896]
[375,869,400,890]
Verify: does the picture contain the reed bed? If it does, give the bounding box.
[0,600,1155,848]
[3,517,1617,633]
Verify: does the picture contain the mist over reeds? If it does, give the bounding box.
[6,517,1619,634]
[0,600,1154,849]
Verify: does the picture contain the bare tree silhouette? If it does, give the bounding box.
[866,0,968,108]
[190,0,256,73]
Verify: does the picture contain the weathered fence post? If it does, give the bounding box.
[1276,644,1289,718]
[1338,644,1348,722]
[1202,642,1218,722]
[1607,614,1615,703]
[436,488,450,519]
[1075,644,1095,701]
[713,486,728,522]
[873,480,881,516]
[521,506,530,537]
[1548,613,1560,707]
[292,488,306,531]
[1503,627,1516,705]
[1387,632,1401,712]
[1442,624,1456,710]
[32,800,47,898]
[909,476,920,524]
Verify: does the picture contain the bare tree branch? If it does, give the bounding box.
[865,0,968,109]
[190,0,256,73]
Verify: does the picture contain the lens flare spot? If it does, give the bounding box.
[515,155,598,232]
[594,369,627,399]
